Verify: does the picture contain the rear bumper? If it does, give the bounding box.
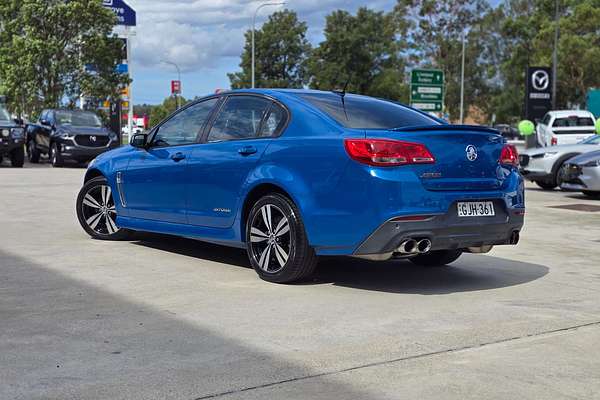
[353,200,524,258]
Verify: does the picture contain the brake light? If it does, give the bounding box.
[500,144,519,167]
[551,137,558,146]
[344,139,435,166]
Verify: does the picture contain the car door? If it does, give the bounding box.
[186,95,288,228]
[122,97,220,224]
[536,113,549,146]
[36,110,53,152]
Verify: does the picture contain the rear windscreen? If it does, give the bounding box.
[297,93,440,130]
[553,117,594,127]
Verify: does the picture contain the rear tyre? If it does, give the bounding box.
[246,193,317,283]
[76,176,133,240]
[10,146,24,167]
[535,181,556,190]
[409,250,462,267]
[27,140,40,163]
[50,142,63,167]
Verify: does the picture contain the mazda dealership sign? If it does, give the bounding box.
[525,66,552,122]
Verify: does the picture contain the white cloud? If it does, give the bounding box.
[125,0,395,73]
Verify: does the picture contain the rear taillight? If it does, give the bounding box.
[500,144,519,167]
[551,137,558,146]
[344,139,435,167]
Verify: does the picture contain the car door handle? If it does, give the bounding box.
[238,146,257,156]
[171,152,186,162]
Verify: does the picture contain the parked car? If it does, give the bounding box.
[519,134,600,189]
[26,109,119,167]
[76,89,524,283]
[560,150,600,198]
[0,106,25,167]
[536,110,596,147]
[493,124,519,140]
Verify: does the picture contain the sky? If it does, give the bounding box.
[123,0,397,105]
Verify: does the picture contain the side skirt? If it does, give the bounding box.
[116,216,246,249]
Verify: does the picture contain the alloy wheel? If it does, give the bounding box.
[80,184,119,235]
[249,204,291,273]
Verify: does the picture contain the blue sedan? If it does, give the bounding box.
[76,89,525,283]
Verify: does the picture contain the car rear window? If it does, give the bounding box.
[553,116,594,127]
[297,93,440,130]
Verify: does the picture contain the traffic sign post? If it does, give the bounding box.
[171,80,182,95]
[102,0,136,144]
[410,69,444,114]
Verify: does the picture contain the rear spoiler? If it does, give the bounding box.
[392,124,500,135]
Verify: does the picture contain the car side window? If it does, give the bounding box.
[152,98,218,147]
[541,114,550,125]
[207,96,271,142]
[259,103,286,137]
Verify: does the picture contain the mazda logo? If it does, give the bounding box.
[90,136,97,142]
[532,70,549,91]
[465,145,478,161]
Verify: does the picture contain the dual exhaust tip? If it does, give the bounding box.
[398,238,432,255]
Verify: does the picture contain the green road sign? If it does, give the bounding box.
[411,84,444,102]
[411,69,444,85]
[410,69,444,112]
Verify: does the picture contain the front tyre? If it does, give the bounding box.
[76,176,133,240]
[10,146,24,167]
[409,250,462,267]
[246,194,317,283]
[535,181,556,190]
[50,143,63,167]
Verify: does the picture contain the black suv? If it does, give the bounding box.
[26,109,119,167]
[0,106,25,167]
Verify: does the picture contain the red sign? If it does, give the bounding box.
[171,80,181,95]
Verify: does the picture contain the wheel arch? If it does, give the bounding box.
[240,183,299,243]
[551,153,581,176]
[84,168,105,183]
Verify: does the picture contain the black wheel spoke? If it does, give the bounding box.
[81,184,120,236]
[250,204,291,274]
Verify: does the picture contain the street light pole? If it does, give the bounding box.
[252,2,285,88]
[161,60,182,109]
[459,30,466,124]
[552,0,559,110]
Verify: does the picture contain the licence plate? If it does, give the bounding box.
[457,201,495,217]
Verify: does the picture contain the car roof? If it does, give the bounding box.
[547,110,595,118]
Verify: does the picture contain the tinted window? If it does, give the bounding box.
[208,96,271,142]
[153,98,218,147]
[0,107,10,121]
[259,104,286,137]
[298,93,439,129]
[542,114,551,125]
[553,116,594,127]
[56,111,101,127]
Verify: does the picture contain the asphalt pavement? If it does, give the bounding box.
[1,162,599,399]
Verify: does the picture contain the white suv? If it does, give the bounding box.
[536,110,596,147]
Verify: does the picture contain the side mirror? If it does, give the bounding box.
[518,120,535,136]
[130,133,148,148]
[40,119,50,126]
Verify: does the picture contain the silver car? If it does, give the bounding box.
[519,135,600,189]
[560,150,600,198]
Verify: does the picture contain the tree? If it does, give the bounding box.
[148,96,188,128]
[394,0,491,120]
[0,0,129,117]
[228,10,311,88]
[308,8,408,101]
